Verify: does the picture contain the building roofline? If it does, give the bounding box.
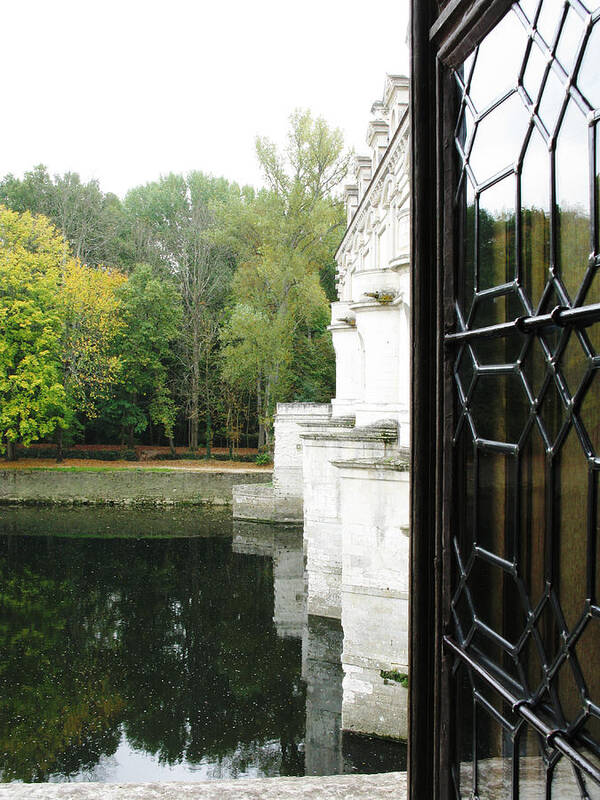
[335,105,409,259]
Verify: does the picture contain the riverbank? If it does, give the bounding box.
[0,461,272,506]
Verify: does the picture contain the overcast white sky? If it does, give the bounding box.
[3,0,409,198]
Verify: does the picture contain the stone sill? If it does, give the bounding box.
[331,456,410,472]
[300,420,398,443]
[0,773,407,799]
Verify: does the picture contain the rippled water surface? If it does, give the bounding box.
[0,507,405,783]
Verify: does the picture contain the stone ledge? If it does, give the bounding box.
[0,773,407,800]
[331,456,410,472]
[300,420,398,443]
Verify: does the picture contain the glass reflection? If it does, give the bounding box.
[458,176,476,319]
[517,725,547,799]
[578,22,600,112]
[523,41,548,104]
[468,10,527,112]
[556,101,591,303]
[521,126,550,311]
[470,93,530,183]
[538,67,568,136]
[536,0,565,47]
[555,7,585,75]
[520,0,540,23]
[470,372,529,443]
[478,176,517,291]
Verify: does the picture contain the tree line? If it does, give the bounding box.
[0,111,349,458]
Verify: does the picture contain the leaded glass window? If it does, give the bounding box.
[446,1,600,797]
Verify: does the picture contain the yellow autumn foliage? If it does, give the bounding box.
[60,260,127,419]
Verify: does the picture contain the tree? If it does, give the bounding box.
[124,173,237,452]
[109,264,182,449]
[221,110,349,447]
[0,207,68,458]
[58,260,126,457]
[0,166,128,269]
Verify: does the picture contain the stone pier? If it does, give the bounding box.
[335,456,410,739]
[300,419,398,620]
[232,404,330,524]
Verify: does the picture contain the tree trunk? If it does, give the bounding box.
[128,425,134,449]
[6,441,16,461]
[257,378,265,450]
[205,410,211,459]
[168,436,176,457]
[56,428,64,463]
[189,329,201,452]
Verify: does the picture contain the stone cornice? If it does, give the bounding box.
[336,109,410,260]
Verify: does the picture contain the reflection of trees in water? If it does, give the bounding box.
[0,532,305,782]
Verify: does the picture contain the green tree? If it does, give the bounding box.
[57,260,126,458]
[0,166,128,269]
[124,173,238,452]
[0,207,68,458]
[222,110,349,447]
[109,264,182,449]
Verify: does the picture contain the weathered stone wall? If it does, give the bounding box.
[0,468,271,507]
[232,484,303,524]
[233,404,331,524]
[336,459,409,740]
[301,421,398,620]
[273,403,331,495]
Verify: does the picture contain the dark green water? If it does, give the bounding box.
[0,507,405,783]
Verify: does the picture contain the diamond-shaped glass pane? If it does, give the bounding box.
[468,10,527,112]
[559,330,589,400]
[456,103,476,163]
[456,345,476,400]
[556,101,592,303]
[575,620,600,704]
[478,176,517,291]
[579,371,600,456]
[518,423,547,609]
[557,426,589,630]
[458,176,476,320]
[538,375,568,448]
[537,0,566,47]
[471,291,527,364]
[520,0,540,23]
[521,126,551,310]
[523,335,550,400]
[470,94,530,183]
[519,630,547,697]
[539,284,565,355]
[471,373,530,443]
[555,6,585,75]
[577,21,600,111]
[538,67,568,136]
[478,450,515,560]
[523,41,548,105]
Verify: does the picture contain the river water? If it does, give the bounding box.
[0,507,405,784]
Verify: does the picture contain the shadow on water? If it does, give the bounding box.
[0,508,405,783]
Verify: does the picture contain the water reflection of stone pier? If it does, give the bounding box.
[232,522,405,775]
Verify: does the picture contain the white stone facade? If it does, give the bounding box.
[331,74,410,442]
[232,74,412,742]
